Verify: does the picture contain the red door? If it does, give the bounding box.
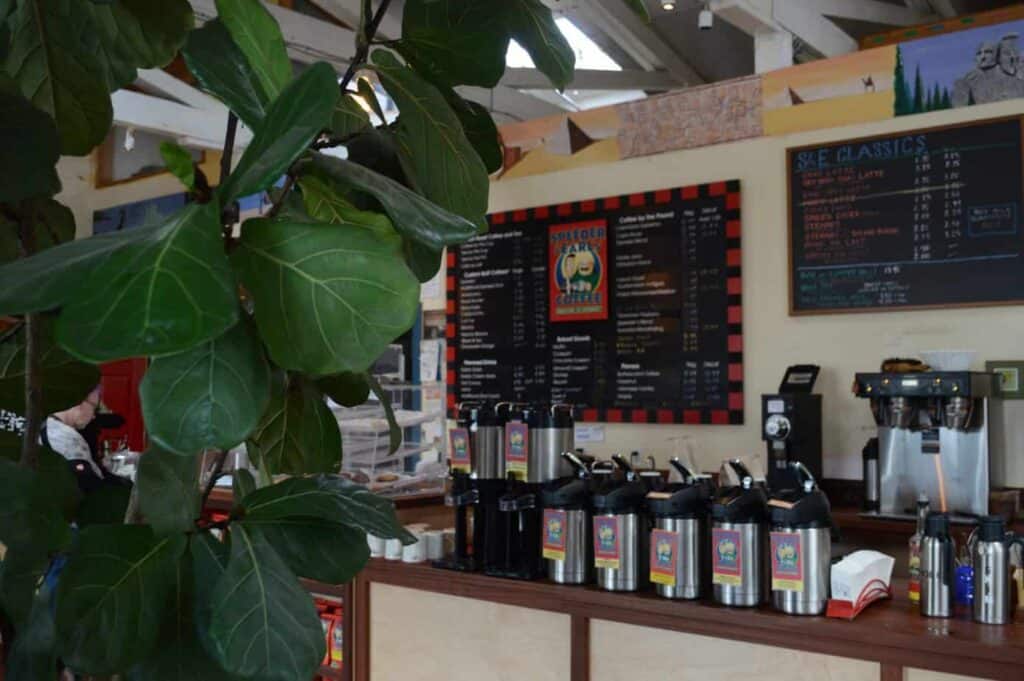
[99,359,147,452]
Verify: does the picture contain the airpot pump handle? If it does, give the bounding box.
[562,451,591,479]
[727,458,752,482]
[669,457,694,484]
[790,460,817,492]
[612,454,636,481]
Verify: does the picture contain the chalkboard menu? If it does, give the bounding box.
[789,117,1024,314]
[446,181,744,425]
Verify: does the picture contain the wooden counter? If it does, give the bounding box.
[350,559,1024,681]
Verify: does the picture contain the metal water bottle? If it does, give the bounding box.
[920,513,955,618]
[972,516,1024,624]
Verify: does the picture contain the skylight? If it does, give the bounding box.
[506,18,622,72]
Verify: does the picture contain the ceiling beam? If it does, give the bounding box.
[457,86,570,121]
[905,0,958,18]
[772,0,858,57]
[812,0,935,26]
[501,67,675,91]
[135,68,221,111]
[571,0,706,86]
[112,90,253,150]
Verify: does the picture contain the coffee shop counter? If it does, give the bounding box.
[342,558,1024,681]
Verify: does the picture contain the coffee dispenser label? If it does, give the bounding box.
[505,422,529,479]
[448,428,472,473]
[770,531,805,592]
[712,528,743,586]
[650,529,679,586]
[593,516,621,569]
[542,510,568,561]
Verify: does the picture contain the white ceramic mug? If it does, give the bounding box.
[384,538,403,561]
[402,533,425,563]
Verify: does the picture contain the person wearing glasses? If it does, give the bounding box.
[41,385,129,492]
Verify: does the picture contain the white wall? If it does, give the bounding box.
[488,98,1024,481]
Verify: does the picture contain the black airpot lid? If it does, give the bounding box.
[768,487,832,529]
[592,479,648,513]
[523,404,574,429]
[646,481,712,518]
[541,477,589,510]
[711,484,768,523]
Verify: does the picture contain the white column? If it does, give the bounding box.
[754,29,794,74]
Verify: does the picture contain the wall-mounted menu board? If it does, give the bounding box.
[446,181,744,425]
[789,117,1024,314]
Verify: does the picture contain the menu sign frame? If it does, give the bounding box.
[446,181,744,425]
[788,116,1024,315]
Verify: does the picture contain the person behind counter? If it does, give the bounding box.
[41,385,131,493]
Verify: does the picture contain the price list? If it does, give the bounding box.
[449,182,744,424]
[790,118,1024,313]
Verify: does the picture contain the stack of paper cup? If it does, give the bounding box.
[402,530,425,563]
[367,534,386,558]
[423,530,444,561]
[384,538,403,561]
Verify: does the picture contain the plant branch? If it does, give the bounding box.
[339,0,394,93]
[267,174,297,218]
[16,215,41,470]
[219,112,239,186]
[200,450,229,507]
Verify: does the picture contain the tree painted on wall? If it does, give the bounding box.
[894,45,913,116]
[895,47,954,116]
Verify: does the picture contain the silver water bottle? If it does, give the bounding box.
[920,513,955,618]
[972,515,1024,624]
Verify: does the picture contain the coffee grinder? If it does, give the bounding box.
[853,371,1000,518]
[761,365,823,491]
[486,404,574,580]
[434,403,508,572]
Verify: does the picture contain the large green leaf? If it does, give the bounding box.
[218,61,338,203]
[397,0,509,88]
[56,526,188,674]
[137,449,199,535]
[404,239,443,283]
[233,467,257,500]
[0,216,155,316]
[298,167,402,245]
[331,92,371,140]
[318,371,370,407]
[309,152,478,249]
[368,374,401,456]
[140,320,270,455]
[204,525,325,681]
[0,543,49,627]
[182,18,269,130]
[3,0,112,154]
[215,0,292,102]
[505,0,575,91]
[0,91,60,202]
[370,50,489,226]
[232,215,419,375]
[191,531,228,644]
[247,370,341,476]
[56,201,239,362]
[160,141,196,191]
[0,454,71,553]
[242,475,414,542]
[241,516,370,585]
[76,483,131,526]
[128,541,239,681]
[446,92,503,174]
[6,583,58,681]
[0,197,76,266]
[0,316,100,417]
[80,0,194,91]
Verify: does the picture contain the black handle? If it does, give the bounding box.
[670,457,694,483]
[562,451,590,478]
[612,454,636,481]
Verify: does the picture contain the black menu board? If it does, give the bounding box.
[789,117,1024,314]
[446,181,744,425]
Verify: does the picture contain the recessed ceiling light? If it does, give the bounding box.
[662,1,676,9]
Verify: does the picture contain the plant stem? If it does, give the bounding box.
[219,112,239,186]
[16,214,41,470]
[339,0,394,93]
[200,450,228,507]
[267,174,297,218]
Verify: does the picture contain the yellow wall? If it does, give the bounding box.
[488,98,1024,481]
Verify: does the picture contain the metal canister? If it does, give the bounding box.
[972,515,1024,624]
[524,404,574,483]
[862,438,879,513]
[921,512,955,618]
[711,460,768,607]
[458,404,505,479]
[769,462,832,616]
[541,453,593,585]
[646,459,714,599]
[592,455,649,592]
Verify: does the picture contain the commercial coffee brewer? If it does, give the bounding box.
[853,371,1001,518]
[486,404,575,580]
[762,365,823,491]
[435,403,509,572]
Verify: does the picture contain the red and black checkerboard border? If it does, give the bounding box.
[446,180,743,425]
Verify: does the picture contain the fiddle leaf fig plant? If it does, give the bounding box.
[0,0,621,677]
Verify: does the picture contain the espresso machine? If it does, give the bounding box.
[853,371,1000,518]
[762,365,823,491]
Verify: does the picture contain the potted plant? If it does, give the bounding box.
[0,0,646,678]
